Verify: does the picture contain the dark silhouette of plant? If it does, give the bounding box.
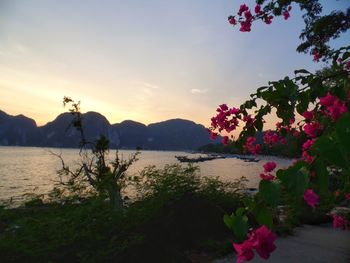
[53,97,139,210]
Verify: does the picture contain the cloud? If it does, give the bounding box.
[190,88,208,94]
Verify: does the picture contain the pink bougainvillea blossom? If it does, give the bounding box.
[228,16,237,25]
[312,50,321,62]
[302,151,314,164]
[254,4,262,15]
[233,225,277,263]
[209,131,218,140]
[233,239,255,263]
[303,189,320,208]
[326,100,347,120]
[320,92,337,107]
[303,122,322,137]
[332,215,349,230]
[302,138,316,152]
[283,11,290,20]
[260,173,275,181]
[263,130,283,147]
[264,15,273,24]
[244,136,261,154]
[302,110,314,120]
[238,4,249,16]
[263,161,277,172]
[293,130,301,137]
[250,225,277,260]
[346,60,350,70]
[222,136,229,145]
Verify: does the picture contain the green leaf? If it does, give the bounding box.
[313,136,347,168]
[335,113,350,159]
[256,206,273,229]
[223,214,233,229]
[259,180,280,208]
[277,164,309,197]
[236,207,245,217]
[294,69,310,75]
[313,158,329,194]
[232,215,248,242]
[342,52,350,61]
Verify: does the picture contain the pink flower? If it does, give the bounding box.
[234,226,277,262]
[312,50,321,62]
[320,93,337,107]
[263,161,277,172]
[293,130,300,137]
[263,131,282,147]
[230,107,241,115]
[302,110,314,120]
[209,131,218,140]
[287,5,292,11]
[244,136,261,155]
[233,239,255,263]
[254,5,261,14]
[335,191,340,197]
[303,189,320,208]
[332,215,348,230]
[228,16,237,25]
[302,151,314,164]
[302,139,315,152]
[264,15,273,24]
[346,60,350,70]
[303,122,322,137]
[243,115,255,126]
[327,100,347,120]
[222,136,229,145]
[260,173,275,181]
[283,11,290,20]
[345,193,350,200]
[238,4,249,16]
[250,225,277,260]
[240,20,252,32]
[244,10,253,20]
[219,103,229,111]
[337,57,343,64]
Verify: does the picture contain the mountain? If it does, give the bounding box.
[0,110,38,146]
[146,119,213,150]
[0,110,218,150]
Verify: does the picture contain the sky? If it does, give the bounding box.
[0,0,348,129]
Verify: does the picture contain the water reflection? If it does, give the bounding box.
[0,146,292,203]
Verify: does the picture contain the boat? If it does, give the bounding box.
[175,155,225,163]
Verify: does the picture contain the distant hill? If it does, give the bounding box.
[0,110,219,150]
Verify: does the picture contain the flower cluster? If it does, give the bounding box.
[233,225,277,263]
[332,215,349,230]
[244,136,261,154]
[260,161,277,181]
[320,92,347,121]
[228,3,291,32]
[263,130,284,147]
[303,189,320,209]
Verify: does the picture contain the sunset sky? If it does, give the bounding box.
[0,0,348,128]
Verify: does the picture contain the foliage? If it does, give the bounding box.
[212,1,350,261]
[0,165,247,262]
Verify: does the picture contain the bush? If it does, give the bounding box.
[0,165,246,262]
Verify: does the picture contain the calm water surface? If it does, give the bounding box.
[0,146,292,204]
